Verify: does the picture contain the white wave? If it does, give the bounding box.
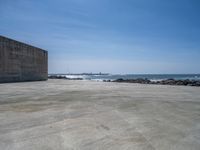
[64,75,86,79]
[150,79,164,82]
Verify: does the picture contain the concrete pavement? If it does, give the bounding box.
[0,79,200,150]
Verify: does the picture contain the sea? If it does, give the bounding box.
[50,74,200,82]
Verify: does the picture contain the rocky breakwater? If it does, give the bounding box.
[112,78,200,87]
[48,75,83,80]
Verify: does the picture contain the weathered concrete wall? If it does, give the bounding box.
[0,36,48,83]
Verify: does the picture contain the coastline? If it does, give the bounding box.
[48,74,200,87]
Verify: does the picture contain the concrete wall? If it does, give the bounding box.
[0,36,48,83]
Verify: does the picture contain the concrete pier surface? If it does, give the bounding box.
[0,79,200,150]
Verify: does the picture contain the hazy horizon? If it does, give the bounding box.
[1,0,200,74]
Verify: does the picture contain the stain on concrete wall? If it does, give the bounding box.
[0,36,48,83]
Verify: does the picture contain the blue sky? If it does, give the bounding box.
[0,0,200,74]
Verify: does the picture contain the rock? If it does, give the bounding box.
[48,75,83,80]
[103,80,111,82]
[113,78,124,82]
[112,78,200,87]
[48,75,67,79]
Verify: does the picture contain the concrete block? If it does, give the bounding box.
[0,35,48,83]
